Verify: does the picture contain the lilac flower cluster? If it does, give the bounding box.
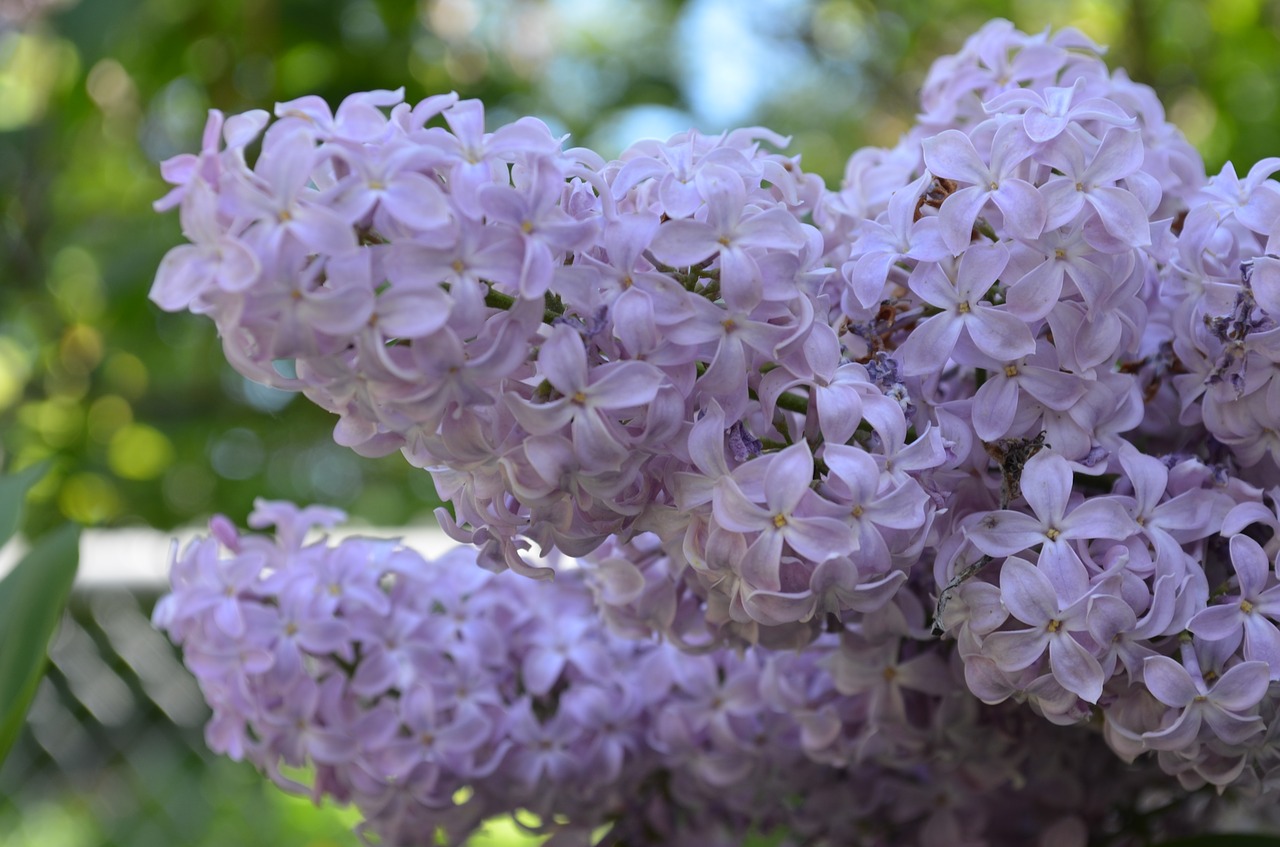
[150,81,940,640]
[156,503,1207,846]
[150,14,1280,821]
[809,19,1280,793]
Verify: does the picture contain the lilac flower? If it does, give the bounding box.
[1003,221,1118,320]
[508,324,665,469]
[648,164,809,309]
[479,156,600,298]
[149,29,1280,821]
[982,78,1135,143]
[969,343,1086,441]
[1116,443,1227,574]
[273,88,405,144]
[1188,535,1280,675]
[1039,127,1152,247]
[150,181,261,311]
[425,98,562,219]
[966,450,1138,581]
[712,442,856,594]
[225,128,359,256]
[896,243,1037,375]
[1199,156,1280,235]
[980,556,1112,702]
[329,139,452,233]
[1141,655,1269,749]
[842,172,949,309]
[921,121,1046,252]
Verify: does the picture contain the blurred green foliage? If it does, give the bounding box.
[2,0,1280,539]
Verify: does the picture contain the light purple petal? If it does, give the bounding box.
[381,173,451,231]
[1061,498,1137,542]
[849,251,897,310]
[966,306,1037,362]
[712,480,771,533]
[539,325,589,395]
[1048,632,1105,702]
[984,628,1049,672]
[785,516,856,562]
[649,219,720,267]
[1086,127,1145,184]
[1230,534,1271,598]
[999,555,1057,625]
[1019,451,1071,523]
[522,647,567,697]
[1242,615,1280,674]
[1210,660,1270,711]
[1018,366,1086,411]
[1142,655,1197,708]
[1039,178,1085,230]
[937,185,991,254]
[990,179,1045,240]
[1085,186,1151,247]
[765,443,814,514]
[896,312,963,377]
[966,511,1047,556]
[1023,108,1070,143]
[922,130,991,185]
[1187,603,1244,642]
[588,361,664,410]
[1005,258,1064,322]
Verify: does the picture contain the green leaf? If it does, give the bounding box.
[0,461,48,549]
[1155,836,1280,846]
[0,522,81,766]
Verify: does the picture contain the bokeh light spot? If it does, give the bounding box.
[87,395,133,444]
[0,336,34,412]
[108,423,175,481]
[49,246,105,323]
[102,352,150,399]
[0,31,79,130]
[209,428,265,480]
[59,472,122,524]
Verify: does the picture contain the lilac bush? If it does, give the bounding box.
[152,17,1280,844]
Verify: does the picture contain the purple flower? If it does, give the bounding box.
[508,324,665,469]
[479,155,600,298]
[983,78,1135,143]
[150,181,261,311]
[966,450,1138,583]
[648,164,809,310]
[981,556,1113,702]
[712,442,857,594]
[1188,535,1280,676]
[896,243,1037,376]
[842,172,949,309]
[225,128,359,256]
[1039,127,1152,247]
[1141,654,1269,749]
[921,121,1046,252]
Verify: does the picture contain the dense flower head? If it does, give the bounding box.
[151,15,1280,824]
[150,77,949,639]
[158,504,1221,846]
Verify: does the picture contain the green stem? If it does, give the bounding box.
[482,284,565,324]
[775,391,810,415]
